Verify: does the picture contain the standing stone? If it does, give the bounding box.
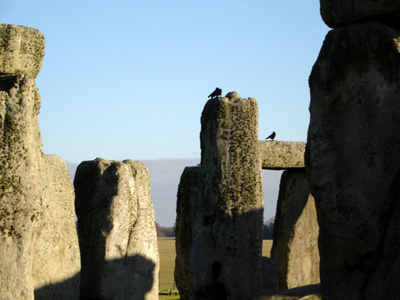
[175,166,201,300]
[75,158,159,300]
[175,94,268,300]
[271,169,319,291]
[33,155,81,299]
[0,74,43,300]
[0,75,80,299]
[0,24,79,299]
[307,22,400,300]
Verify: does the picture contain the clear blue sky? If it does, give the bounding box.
[2,0,329,163]
[2,1,330,226]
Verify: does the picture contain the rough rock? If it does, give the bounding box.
[33,155,80,300]
[0,24,45,78]
[0,74,43,300]
[254,284,321,300]
[259,141,305,170]
[271,169,319,291]
[75,158,159,300]
[320,0,400,28]
[0,73,80,299]
[306,22,400,300]
[175,166,201,300]
[175,96,272,300]
[225,91,240,99]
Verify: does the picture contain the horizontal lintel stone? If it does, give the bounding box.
[0,24,45,78]
[259,141,306,170]
[320,0,400,28]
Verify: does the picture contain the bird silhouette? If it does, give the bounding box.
[208,87,222,99]
[266,131,276,140]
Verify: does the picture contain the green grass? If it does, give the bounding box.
[158,237,177,290]
[157,238,274,299]
[262,239,273,258]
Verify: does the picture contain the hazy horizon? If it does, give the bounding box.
[67,157,282,227]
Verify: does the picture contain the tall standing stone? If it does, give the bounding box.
[306,21,400,299]
[75,158,160,300]
[0,24,80,299]
[271,169,319,291]
[0,74,43,300]
[175,166,201,300]
[175,93,268,300]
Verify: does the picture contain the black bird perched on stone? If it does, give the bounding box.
[208,87,222,99]
[266,131,276,140]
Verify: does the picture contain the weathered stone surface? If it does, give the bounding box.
[307,22,400,300]
[259,141,305,170]
[175,166,201,300]
[176,167,279,300]
[271,169,319,291]
[320,0,400,28]
[0,74,43,300]
[33,155,80,300]
[0,24,45,78]
[254,284,321,300]
[0,74,80,299]
[175,96,273,300]
[225,91,241,99]
[75,158,159,300]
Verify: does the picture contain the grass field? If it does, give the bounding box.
[262,239,273,258]
[158,238,177,291]
[157,237,274,295]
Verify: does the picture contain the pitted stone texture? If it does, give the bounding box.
[175,97,270,300]
[259,141,305,170]
[0,75,79,299]
[0,74,43,300]
[307,22,400,300]
[75,158,159,300]
[320,0,400,28]
[271,169,319,291]
[0,24,45,78]
[33,155,80,300]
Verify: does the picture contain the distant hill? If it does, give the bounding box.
[66,162,78,179]
[66,159,281,227]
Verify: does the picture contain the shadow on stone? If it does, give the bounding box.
[34,273,80,300]
[195,261,228,300]
[175,172,273,299]
[271,169,319,291]
[74,158,160,300]
[306,21,400,300]
[34,254,156,300]
[175,95,278,300]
